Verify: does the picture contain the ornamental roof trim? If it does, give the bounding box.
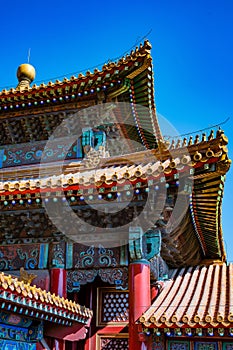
[0,41,152,97]
[0,271,93,326]
[0,129,230,265]
[140,263,233,328]
[0,148,225,192]
[0,40,161,149]
[0,128,229,190]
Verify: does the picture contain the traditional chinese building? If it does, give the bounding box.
[0,40,231,350]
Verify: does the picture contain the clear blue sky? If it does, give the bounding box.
[1,0,233,260]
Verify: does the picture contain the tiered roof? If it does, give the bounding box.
[0,40,231,266]
[0,40,161,148]
[0,127,230,265]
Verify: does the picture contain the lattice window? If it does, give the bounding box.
[98,335,128,350]
[97,287,129,325]
[168,341,190,350]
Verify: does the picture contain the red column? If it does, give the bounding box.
[53,339,65,350]
[129,260,151,350]
[50,268,67,298]
[50,268,67,350]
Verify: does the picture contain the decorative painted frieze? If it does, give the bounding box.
[0,319,43,342]
[0,244,48,270]
[49,242,66,268]
[67,267,128,292]
[72,243,125,269]
[0,340,36,350]
[67,269,98,292]
[1,137,77,168]
[0,312,32,328]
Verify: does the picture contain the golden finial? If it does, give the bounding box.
[17,63,36,83]
[16,52,36,91]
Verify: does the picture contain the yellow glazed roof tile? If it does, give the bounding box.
[140,263,233,328]
[0,271,93,325]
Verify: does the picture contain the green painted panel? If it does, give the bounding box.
[168,340,190,350]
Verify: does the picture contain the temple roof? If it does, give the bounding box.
[140,263,233,328]
[0,41,231,268]
[0,128,230,266]
[0,40,161,148]
[0,271,92,326]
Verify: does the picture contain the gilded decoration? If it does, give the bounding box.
[19,267,37,285]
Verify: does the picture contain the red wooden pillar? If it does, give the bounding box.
[129,260,151,350]
[53,339,65,350]
[84,285,94,350]
[50,268,67,349]
[50,268,67,298]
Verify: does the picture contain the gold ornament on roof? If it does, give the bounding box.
[19,267,37,285]
[17,63,36,83]
[16,63,36,91]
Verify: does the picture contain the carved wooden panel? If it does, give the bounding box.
[67,267,128,292]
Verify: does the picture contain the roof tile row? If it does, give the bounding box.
[140,263,233,328]
[0,272,93,325]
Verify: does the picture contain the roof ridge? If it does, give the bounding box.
[0,40,152,96]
